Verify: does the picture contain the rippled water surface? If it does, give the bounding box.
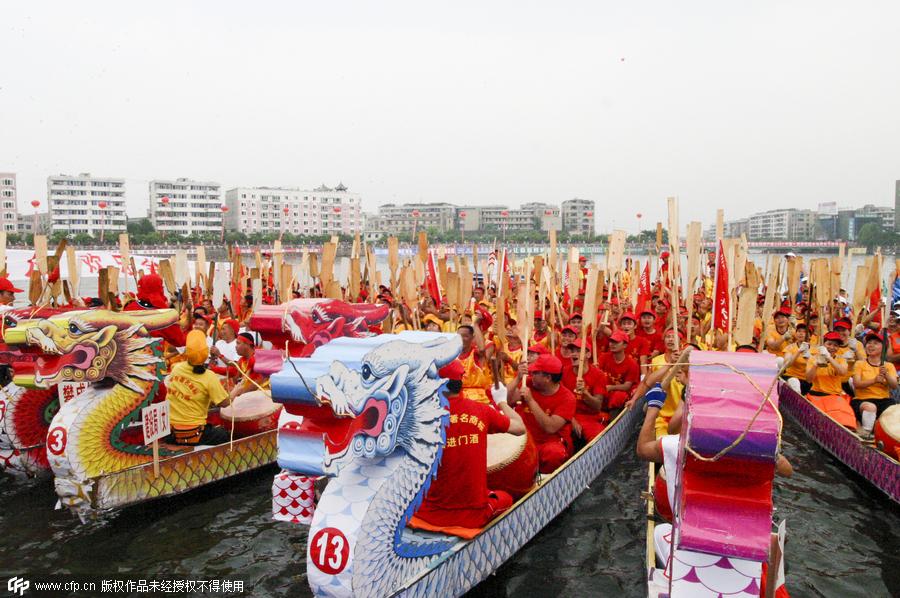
[2,421,898,597]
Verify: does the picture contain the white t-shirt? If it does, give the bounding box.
[214,339,238,365]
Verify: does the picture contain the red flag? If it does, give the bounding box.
[712,240,729,333]
[425,250,442,307]
[637,261,652,314]
[868,284,882,327]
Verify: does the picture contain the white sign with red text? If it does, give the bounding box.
[57,381,91,404]
[141,402,170,445]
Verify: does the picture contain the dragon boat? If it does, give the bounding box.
[645,351,787,598]
[267,330,641,597]
[0,307,72,476]
[0,298,388,518]
[778,384,900,504]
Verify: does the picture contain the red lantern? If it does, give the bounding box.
[220,205,229,213]
[412,210,421,218]
[501,210,509,217]
[585,211,593,217]
[31,200,40,209]
[98,201,108,210]
[544,210,553,216]
[636,212,642,219]
[459,211,466,218]
[283,207,290,215]
[333,206,342,214]
[161,196,170,205]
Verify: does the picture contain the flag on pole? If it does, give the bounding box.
[425,250,443,307]
[637,260,651,314]
[712,239,729,333]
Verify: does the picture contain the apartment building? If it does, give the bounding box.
[561,198,595,236]
[225,183,361,236]
[377,202,456,234]
[0,173,17,232]
[149,178,223,237]
[47,173,126,237]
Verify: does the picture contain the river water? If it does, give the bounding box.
[1,420,898,597]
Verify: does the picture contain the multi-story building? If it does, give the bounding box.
[745,208,816,241]
[149,178,223,237]
[561,198,595,236]
[17,212,50,235]
[895,180,900,232]
[225,183,361,236]
[0,173,18,232]
[47,173,126,237]
[855,204,895,231]
[377,202,456,234]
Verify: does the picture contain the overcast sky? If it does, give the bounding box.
[2,1,899,234]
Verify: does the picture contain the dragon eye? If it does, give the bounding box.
[68,322,81,335]
[361,364,372,380]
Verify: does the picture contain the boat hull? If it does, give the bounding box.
[778,383,900,504]
[391,405,641,598]
[64,430,278,513]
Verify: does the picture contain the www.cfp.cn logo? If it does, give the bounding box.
[7,577,29,596]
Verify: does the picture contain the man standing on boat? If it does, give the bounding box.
[411,359,525,531]
[508,354,576,473]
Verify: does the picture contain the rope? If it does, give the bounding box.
[675,360,787,463]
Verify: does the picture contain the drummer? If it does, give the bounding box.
[165,330,231,445]
[228,332,268,400]
[851,331,898,434]
[412,359,525,530]
[508,354,576,473]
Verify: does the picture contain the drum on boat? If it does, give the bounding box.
[219,391,282,438]
[874,404,900,460]
[486,432,538,499]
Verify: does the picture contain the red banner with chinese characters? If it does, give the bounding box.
[712,240,730,333]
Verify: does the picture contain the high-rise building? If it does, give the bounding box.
[225,183,361,236]
[149,178,223,237]
[0,173,18,232]
[747,208,816,241]
[47,173,126,237]
[561,198,595,236]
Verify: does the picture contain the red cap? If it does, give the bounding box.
[609,330,630,344]
[569,312,582,320]
[222,318,240,335]
[660,251,670,260]
[864,330,884,344]
[640,309,655,317]
[0,277,24,293]
[528,354,563,374]
[137,273,168,309]
[833,320,851,330]
[774,307,791,317]
[438,359,465,381]
[561,325,579,335]
[619,312,637,323]
[579,256,587,262]
[527,344,549,355]
[567,338,590,352]
[823,331,842,342]
[534,310,544,320]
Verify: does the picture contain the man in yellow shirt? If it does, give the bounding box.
[765,307,794,358]
[165,330,232,445]
[650,328,685,438]
[782,324,812,395]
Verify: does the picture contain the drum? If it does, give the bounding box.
[874,404,900,460]
[486,432,538,499]
[219,391,283,438]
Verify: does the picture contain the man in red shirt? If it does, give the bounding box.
[414,359,526,529]
[560,340,609,441]
[635,309,665,358]
[229,332,267,400]
[556,325,579,360]
[508,354,576,473]
[618,312,652,367]
[598,330,641,410]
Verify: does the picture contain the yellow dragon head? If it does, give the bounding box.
[4,309,179,392]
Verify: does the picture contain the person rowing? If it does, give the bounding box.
[851,330,898,438]
[412,359,525,531]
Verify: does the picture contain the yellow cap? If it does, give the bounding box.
[185,330,209,366]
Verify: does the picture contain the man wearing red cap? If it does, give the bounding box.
[559,339,609,441]
[0,276,23,306]
[531,310,553,349]
[597,330,640,410]
[228,332,268,400]
[123,272,186,347]
[615,312,651,367]
[764,306,795,358]
[556,325,579,361]
[413,359,525,530]
[508,354,576,473]
[635,309,665,357]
